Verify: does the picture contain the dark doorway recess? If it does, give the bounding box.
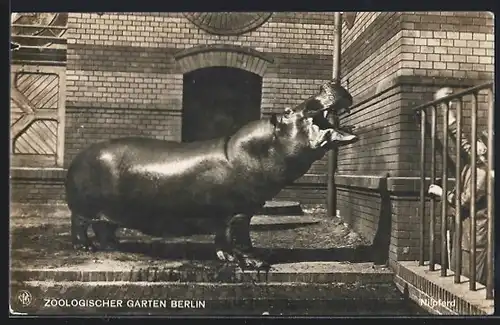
[182,67,262,142]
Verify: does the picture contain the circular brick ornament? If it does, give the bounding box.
[184,12,273,36]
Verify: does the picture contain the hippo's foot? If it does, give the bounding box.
[216,250,237,263]
[216,249,270,270]
[233,249,270,270]
[214,213,270,270]
[71,214,96,252]
[73,242,97,252]
[92,220,120,251]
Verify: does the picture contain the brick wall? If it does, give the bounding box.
[336,11,494,264]
[336,12,405,250]
[11,12,338,205]
[64,12,338,181]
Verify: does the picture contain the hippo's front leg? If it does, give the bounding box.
[71,214,95,251]
[91,220,120,251]
[215,214,269,269]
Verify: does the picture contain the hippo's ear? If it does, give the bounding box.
[270,113,278,127]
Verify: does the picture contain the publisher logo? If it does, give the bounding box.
[17,290,32,307]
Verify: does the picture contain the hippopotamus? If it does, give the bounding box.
[65,81,358,269]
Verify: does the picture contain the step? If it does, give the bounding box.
[11,261,394,284]
[10,281,409,315]
[258,200,303,216]
[250,215,320,230]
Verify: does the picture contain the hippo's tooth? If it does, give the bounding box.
[342,134,357,141]
[216,250,226,261]
[323,110,328,118]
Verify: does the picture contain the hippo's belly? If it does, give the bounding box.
[91,142,275,228]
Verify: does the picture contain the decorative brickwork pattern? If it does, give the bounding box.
[183,12,273,36]
[174,44,273,76]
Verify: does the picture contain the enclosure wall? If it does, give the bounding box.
[336,11,494,264]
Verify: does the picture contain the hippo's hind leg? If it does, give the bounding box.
[92,219,120,251]
[215,214,269,270]
[71,214,95,251]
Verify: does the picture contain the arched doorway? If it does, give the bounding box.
[182,67,262,142]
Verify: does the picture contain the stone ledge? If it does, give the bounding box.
[10,261,393,284]
[10,167,66,181]
[258,200,303,216]
[10,280,403,315]
[393,260,494,315]
[336,175,383,190]
[12,281,399,299]
[335,174,456,193]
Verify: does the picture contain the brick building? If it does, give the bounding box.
[10,12,494,265]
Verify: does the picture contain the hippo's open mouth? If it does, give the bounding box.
[308,109,357,149]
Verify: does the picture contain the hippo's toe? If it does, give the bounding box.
[73,242,97,252]
[216,250,237,262]
[232,249,271,270]
[96,240,120,252]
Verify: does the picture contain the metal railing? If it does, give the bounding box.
[415,82,494,300]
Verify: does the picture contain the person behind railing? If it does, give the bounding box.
[427,87,491,285]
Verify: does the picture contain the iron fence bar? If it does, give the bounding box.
[429,105,437,271]
[414,82,494,295]
[486,87,494,300]
[454,99,463,284]
[441,102,449,276]
[419,109,427,266]
[469,92,478,291]
[413,83,494,113]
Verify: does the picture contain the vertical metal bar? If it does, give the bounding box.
[327,12,342,218]
[419,109,427,266]
[469,93,478,291]
[441,102,449,277]
[486,88,494,299]
[429,105,437,271]
[454,99,463,284]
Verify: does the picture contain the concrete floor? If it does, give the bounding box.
[9,204,428,316]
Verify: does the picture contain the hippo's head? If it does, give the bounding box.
[270,81,358,154]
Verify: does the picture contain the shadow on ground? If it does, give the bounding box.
[10,224,376,269]
[10,201,402,270]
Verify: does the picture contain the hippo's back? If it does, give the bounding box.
[65,137,240,224]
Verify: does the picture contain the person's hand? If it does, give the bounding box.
[428,184,443,197]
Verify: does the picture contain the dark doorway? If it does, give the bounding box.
[182,67,262,142]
